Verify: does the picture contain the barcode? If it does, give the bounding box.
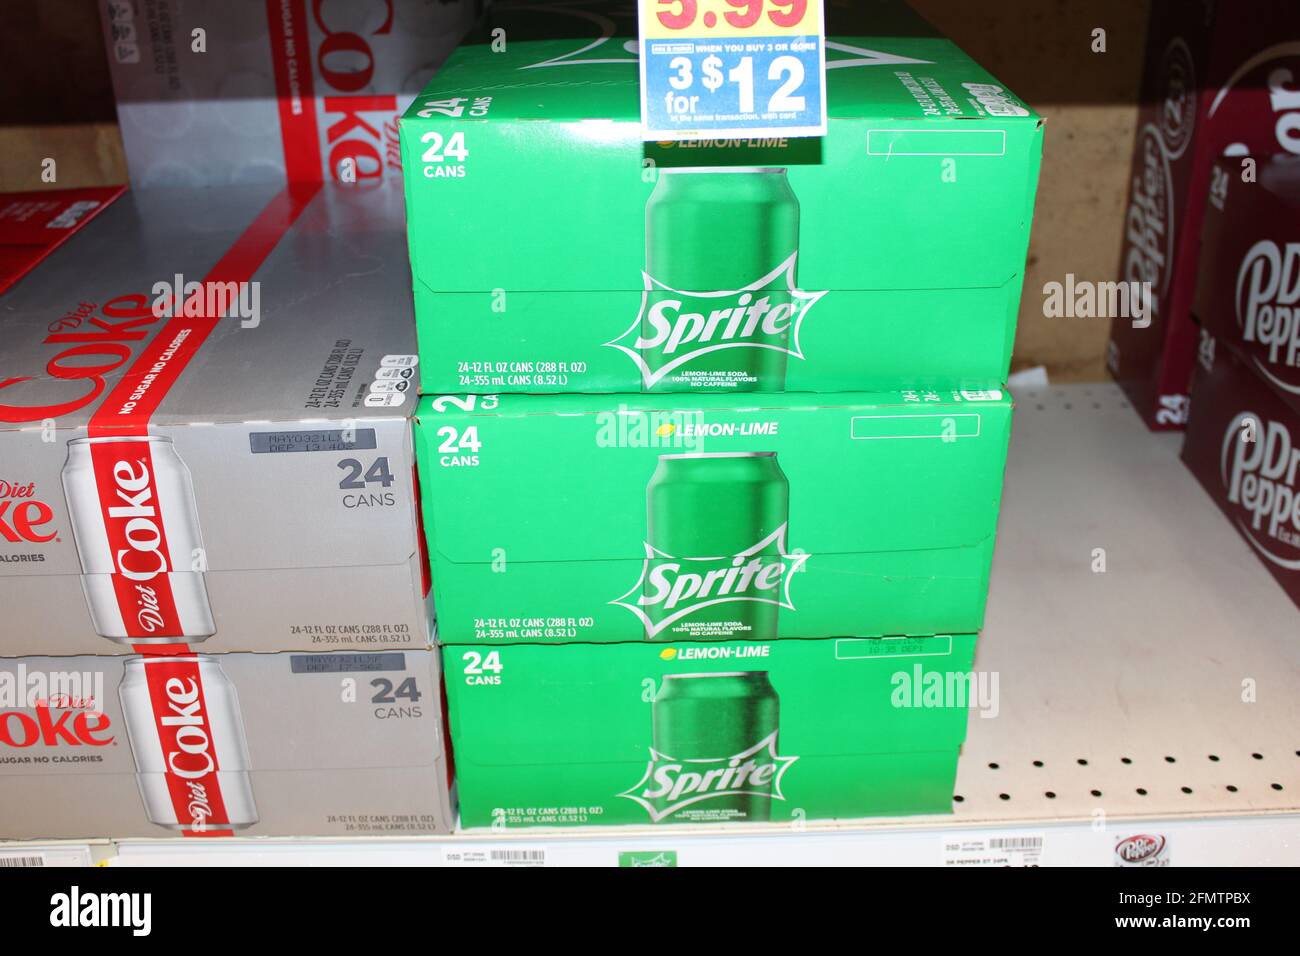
[0,855,45,867]
[989,837,1042,851]
[490,850,545,863]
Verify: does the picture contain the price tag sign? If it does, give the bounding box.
[639,0,826,140]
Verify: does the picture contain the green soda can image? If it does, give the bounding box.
[642,452,790,641]
[640,167,800,392]
[646,671,783,823]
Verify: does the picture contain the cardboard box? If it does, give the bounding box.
[1195,155,1300,415]
[400,0,1042,393]
[0,649,452,839]
[444,634,975,828]
[1108,0,1300,430]
[1183,334,1300,611]
[415,388,1012,643]
[0,182,432,655]
[99,0,476,187]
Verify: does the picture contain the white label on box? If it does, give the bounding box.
[943,833,1044,867]
[442,845,548,867]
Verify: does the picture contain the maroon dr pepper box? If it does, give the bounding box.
[1195,155,1300,417]
[1184,337,1300,611]
[1109,0,1300,431]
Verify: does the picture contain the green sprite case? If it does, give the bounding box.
[414,387,1012,643]
[399,0,1043,393]
[444,633,977,828]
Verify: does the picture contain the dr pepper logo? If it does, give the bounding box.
[0,480,57,546]
[1123,123,1173,319]
[1114,833,1169,867]
[1207,41,1300,157]
[1221,413,1300,570]
[1157,38,1196,160]
[1237,240,1300,394]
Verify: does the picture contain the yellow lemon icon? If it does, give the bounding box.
[656,423,676,437]
[659,647,677,660]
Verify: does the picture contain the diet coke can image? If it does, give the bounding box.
[119,654,258,831]
[61,435,215,642]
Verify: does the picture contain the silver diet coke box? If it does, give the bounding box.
[0,182,431,655]
[99,0,477,188]
[0,650,452,839]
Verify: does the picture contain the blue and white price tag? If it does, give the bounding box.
[639,0,826,140]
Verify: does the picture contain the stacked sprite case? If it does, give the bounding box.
[405,0,1039,829]
[400,0,1042,394]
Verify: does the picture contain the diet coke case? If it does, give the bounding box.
[99,0,476,187]
[0,182,433,655]
[0,650,453,838]
[1107,0,1300,431]
[1183,336,1300,611]
[1195,155,1300,415]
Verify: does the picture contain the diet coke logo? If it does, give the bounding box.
[1221,412,1300,570]
[182,779,215,830]
[0,294,160,424]
[1237,240,1300,393]
[313,0,402,182]
[159,675,217,781]
[132,583,165,634]
[0,706,114,748]
[0,480,57,545]
[106,457,169,584]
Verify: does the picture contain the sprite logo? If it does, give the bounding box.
[610,524,809,637]
[619,732,798,822]
[605,255,826,388]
